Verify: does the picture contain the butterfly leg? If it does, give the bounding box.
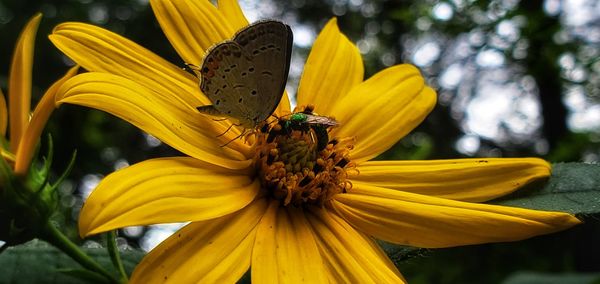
[220,128,248,147]
[216,123,242,138]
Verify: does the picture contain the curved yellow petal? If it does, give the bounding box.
[130,198,268,284]
[55,72,251,168]
[332,183,581,248]
[0,89,7,136]
[79,157,258,236]
[13,66,79,175]
[331,65,436,163]
[8,13,41,152]
[150,0,235,65]
[306,208,405,283]
[49,22,208,108]
[297,18,363,115]
[218,0,249,32]
[274,90,291,117]
[252,200,328,283]
[352,158,551,202]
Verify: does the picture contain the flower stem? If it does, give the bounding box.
[107,230,128,283]
[41,221,120,283]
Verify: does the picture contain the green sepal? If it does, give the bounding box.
[0,153,52,246]
[44,149,77,196]
[0,135,63,246]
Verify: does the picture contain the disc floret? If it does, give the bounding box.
[254,106,354,206]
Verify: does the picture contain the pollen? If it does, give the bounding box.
[253,106,355,206]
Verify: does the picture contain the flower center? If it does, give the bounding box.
[253,106,355,206]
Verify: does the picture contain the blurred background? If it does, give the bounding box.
[0,0,599,283]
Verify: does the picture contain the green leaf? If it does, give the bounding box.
[502,271,600,284]
[377,240,430,263]
[0,240,144,283]
[493,163,600,215]
[57,269,110,284]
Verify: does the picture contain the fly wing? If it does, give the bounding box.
[234,20,293,123]
[304,114,339,127]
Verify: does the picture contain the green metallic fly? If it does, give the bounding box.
[280,110,338,151]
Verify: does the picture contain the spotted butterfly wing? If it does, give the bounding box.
[197,20,293,128]
[197,42,256,124]
[233,21,293,123]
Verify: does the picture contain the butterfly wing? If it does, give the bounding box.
[199,41,258,127]
[234,20,293,124]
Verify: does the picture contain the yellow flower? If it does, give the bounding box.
[0,14,78,176]
[50,0,579,282]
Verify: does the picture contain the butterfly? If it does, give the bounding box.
[195,20,293,130]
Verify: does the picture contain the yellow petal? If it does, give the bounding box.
[332,183,581,248]
[274,90,292,117]
[130,198,268,283]
[49,22,208,108]
[252,200,328,283]
[331,65,436,163]
[218,0,249,31]
[13,66,79,175]
[306,207,405,283]
[55,72,252,168]
[150,0,235,65]
[79,157,259,236]
[0,88,7,136]
[8,13,41,152]
[297,18,363,115]
[352,158,551,202]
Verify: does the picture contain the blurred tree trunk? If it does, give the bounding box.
[520,0,568,150]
